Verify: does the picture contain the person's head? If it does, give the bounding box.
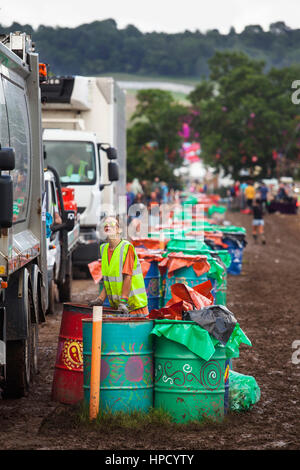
[70,154,81,165]
[102,216,122,240]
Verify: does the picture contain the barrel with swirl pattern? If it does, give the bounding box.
[154,325,227,423]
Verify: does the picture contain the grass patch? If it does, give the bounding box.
[75,402,226,432]
[77,403,173,430]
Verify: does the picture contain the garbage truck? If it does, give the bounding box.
[41,76,127,272]
[0,32,48,398]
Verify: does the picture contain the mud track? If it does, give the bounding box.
[0,210,299,450]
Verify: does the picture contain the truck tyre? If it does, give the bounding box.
[47,278,58,315]
[58,257,72,302]
[2,288,34,399]
[29,286,39,376]
[3,337,31,398]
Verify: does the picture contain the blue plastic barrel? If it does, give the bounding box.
[223,234,247,275]
[144,260,160,312]
[98,280,111,307]
[207,277,216,303]
[82,318,154,413]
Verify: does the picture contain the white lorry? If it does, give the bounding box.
[44,166,80,314]
[0,32,48,398]
[41,76,127,272]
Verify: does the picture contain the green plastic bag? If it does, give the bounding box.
[229,370,261,411]
[208,205,227,217]
[225,323,252,358]
[150,320,252,362]
[150,320,219,361]
[209,225,247,234]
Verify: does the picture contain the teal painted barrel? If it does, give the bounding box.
[154,327,227,423]
[164,254,209,304]
[164,266,208,304]
[82,318,154,413]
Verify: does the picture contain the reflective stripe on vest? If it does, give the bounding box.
[100,240,148,311]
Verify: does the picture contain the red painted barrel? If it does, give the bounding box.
[51,303,117,404]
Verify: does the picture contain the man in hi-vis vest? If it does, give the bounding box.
[89,216,149,316]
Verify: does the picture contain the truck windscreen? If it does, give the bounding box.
[44,141,96,185]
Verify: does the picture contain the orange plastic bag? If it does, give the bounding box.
[161,253,211,278]
[132,238,168,250]
[88,260,102,284]
[140,259,152,277]
[166,281,214,310]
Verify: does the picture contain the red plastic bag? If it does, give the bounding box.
[149,301,183,320]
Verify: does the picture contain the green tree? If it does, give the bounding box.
[189,51,300,179]
[127,89,187,185]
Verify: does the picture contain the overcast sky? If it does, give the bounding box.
[0,0,299,34]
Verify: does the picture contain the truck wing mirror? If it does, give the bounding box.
[106,147,117,160]
[51,210,75,233]
[99,144,118,160]
[0,175,13,228]
[0,147,15,171]
[64,210,75,232]
[108,161,119,182]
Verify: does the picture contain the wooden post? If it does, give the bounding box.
[89,306,103,420]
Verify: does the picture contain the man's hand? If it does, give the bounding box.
[118,303,129,315]
[88,297,104,307]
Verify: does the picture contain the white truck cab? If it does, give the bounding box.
[41,76,126,271]
[44,167,80,313]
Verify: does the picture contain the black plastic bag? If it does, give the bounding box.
[183,305,237,345]
[222,233,248,250]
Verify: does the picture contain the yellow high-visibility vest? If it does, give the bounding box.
[100,240,148,311]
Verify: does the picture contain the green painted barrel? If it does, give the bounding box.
[154,326,227,423]
[82,318,154,413]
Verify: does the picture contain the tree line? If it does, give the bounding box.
[127,52,300,183]
[1,19,300,77]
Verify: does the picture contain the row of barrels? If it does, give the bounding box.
[51,195,249,422]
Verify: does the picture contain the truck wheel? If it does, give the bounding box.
[2,286,39,398]
[2,336,31,398]
[58,257,72,302]
[58,274,72,302]
[31,321,39,376]
[47,279,58,315]
[28,288,39,376]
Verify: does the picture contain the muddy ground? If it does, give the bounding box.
[0,209,299,451]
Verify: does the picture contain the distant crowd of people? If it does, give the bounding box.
[227,180,298,212]
[126,178,182,211]
[228,179,298,245]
